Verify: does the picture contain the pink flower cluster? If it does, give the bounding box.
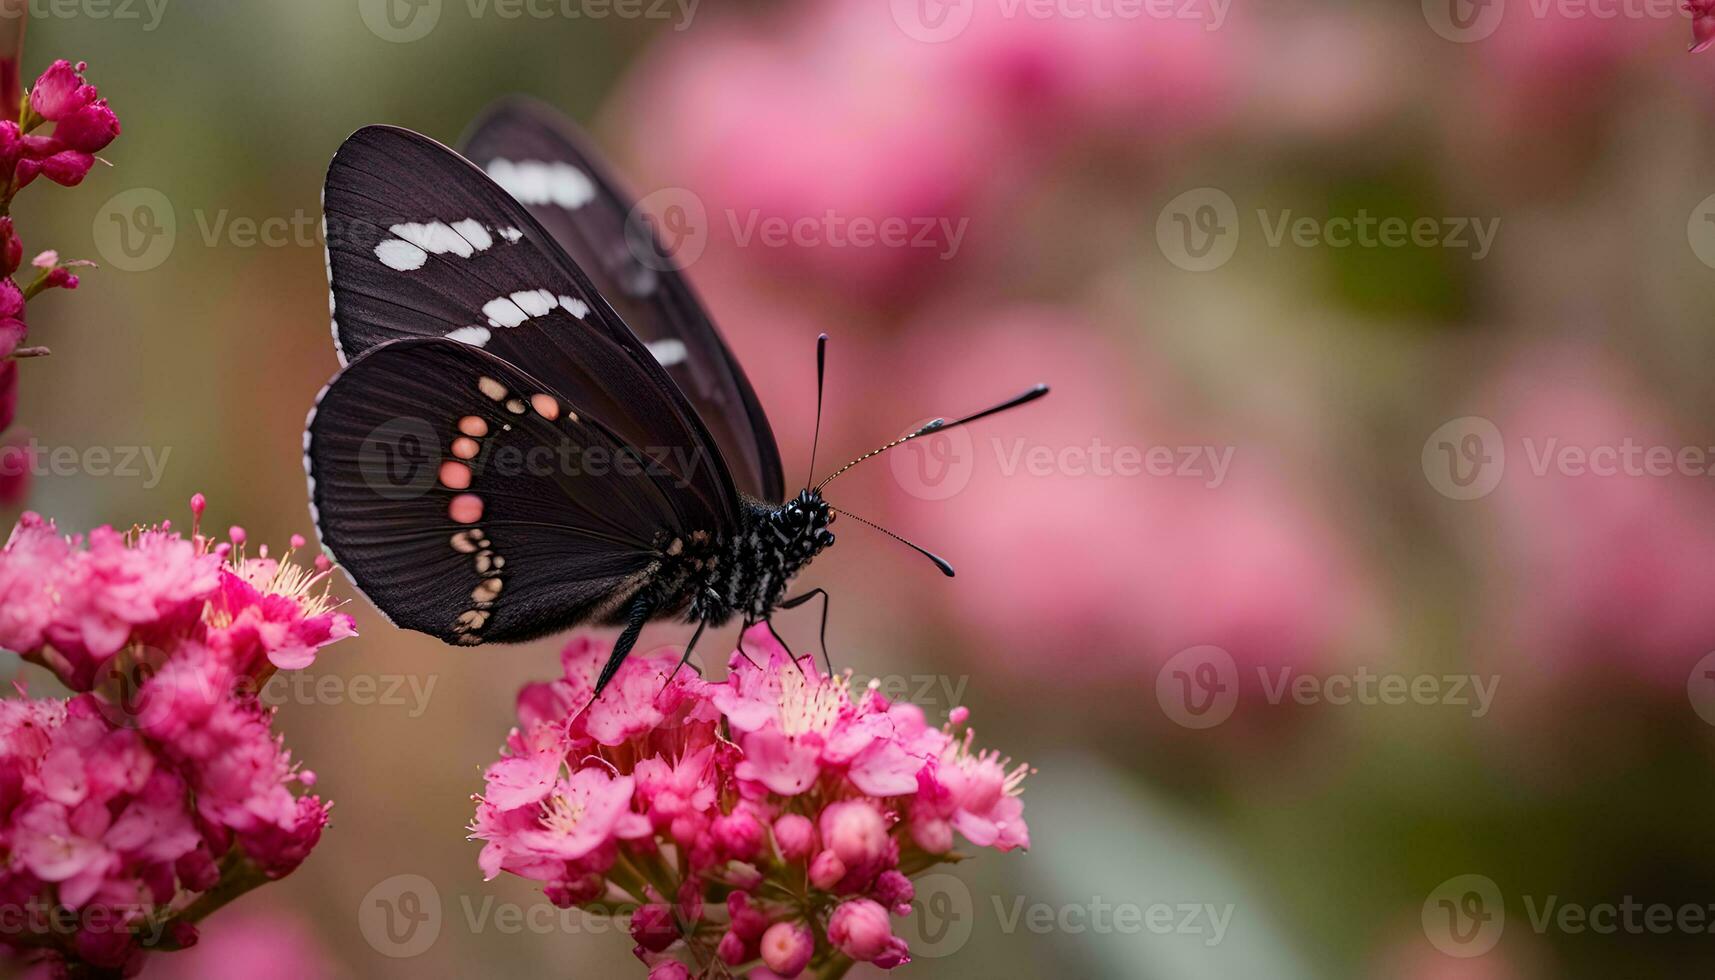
[0,57,118,506]
[0,497,352,976]
[471,628,1030,977]
[9,59,120,191]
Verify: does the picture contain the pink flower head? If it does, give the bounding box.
[472,630,1027,974]
[0,500,349,973]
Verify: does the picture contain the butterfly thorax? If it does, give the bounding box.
[660,489,834,625]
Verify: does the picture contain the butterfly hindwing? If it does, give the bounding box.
[460,97,786,502]
[322,124,740,527]
[306,337,705,645]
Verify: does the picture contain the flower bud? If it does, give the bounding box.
[808,849,846,891]
[827,898,899,963]
[647,963,690,980]
[911,816,954,855]
[545,873,604,908]
[0,219,20,277]
[629,902,679,953]
[726,891,771,941]
[760,920,815,977]
[772,813,815,861]
[716,927,748,965]
[874,870,915,914]
[819,799,887,869]
[53,99,119,154]
[712,809,764,861]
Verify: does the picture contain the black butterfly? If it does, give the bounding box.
[304,97,1046,697]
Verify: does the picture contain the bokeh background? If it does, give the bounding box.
[7,0,1715,976]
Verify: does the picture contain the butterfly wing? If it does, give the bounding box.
[459,97,786,503]
[322,124,740,527]
[306,337,708,645]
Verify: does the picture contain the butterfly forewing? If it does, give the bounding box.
[306,337,708,645]
[460,97,786,503]
[322,124,740,526]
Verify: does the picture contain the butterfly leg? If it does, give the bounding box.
[736,619,763,668]
[662,618,709,690]
[779,588,833,677]
[763,618,810,679]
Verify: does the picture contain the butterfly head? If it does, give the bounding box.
[771,488,836,562]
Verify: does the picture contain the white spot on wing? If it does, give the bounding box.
[647,339,688,367]
[373,219,509,274]
[482,289,570,329]
[485,158,597,210]
[558,296,589,319]
[482,296,528,328]
[451,219,492,252]
[446,325,492,347]
[390,221,475,258]
[512,289,556,318]
[375,238,427,271]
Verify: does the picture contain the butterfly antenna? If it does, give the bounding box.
[831,506,955,577]
[816,383,1049,491]
[805,333,829,489]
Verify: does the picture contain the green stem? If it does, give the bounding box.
[144,852,270,951]
[815,955,855,979]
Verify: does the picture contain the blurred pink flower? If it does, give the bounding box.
[613,0,1236,302]
[1478,345,1715,691]
[881,308,1370,694]
[152,909,334,980]
[470,627,1027,975]
[1691,0,1715,53]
